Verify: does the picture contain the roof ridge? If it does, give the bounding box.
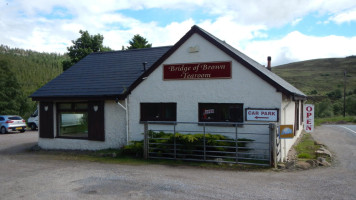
[92,45,174,55]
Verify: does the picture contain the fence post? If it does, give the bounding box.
[203,123,206,161]
[235,124,239,163]
[173,123,177,159]
[144,122,148,159]
[269,123,277,168]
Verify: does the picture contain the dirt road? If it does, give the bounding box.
[0,126,355,200]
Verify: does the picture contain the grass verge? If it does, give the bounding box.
[315,116,356,126]
[294,133,320,160]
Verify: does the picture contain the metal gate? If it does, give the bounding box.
[143,122,277,167]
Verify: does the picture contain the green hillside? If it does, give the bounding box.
[0,45,66,118]
[272,56,356,95]
[273,57,356,118]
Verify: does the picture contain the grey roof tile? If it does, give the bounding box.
[31,46,172,99]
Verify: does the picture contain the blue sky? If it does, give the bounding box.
[1,0,356,65]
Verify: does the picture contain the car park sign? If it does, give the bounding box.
[245,108,279,122]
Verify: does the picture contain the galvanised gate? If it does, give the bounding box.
[143,121,278,167]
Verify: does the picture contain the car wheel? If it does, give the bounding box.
[30,123,37,130]
[0,126,7,134]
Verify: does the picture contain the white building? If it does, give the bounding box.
[31,25,306,162]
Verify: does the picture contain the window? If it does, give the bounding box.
[57,102,88,138]
[199,103,243,122]
[140,103,177,121]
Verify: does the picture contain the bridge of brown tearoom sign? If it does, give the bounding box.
[163,61,232,80]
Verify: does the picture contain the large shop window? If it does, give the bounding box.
[199,103,243,122]
[140,103,177,122]
[57,103,89,138]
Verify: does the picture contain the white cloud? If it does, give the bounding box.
[244,31,356,66]
[329,8,356,24]
[0,0,356,66]
[291,18,302,26]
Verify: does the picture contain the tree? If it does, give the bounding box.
[0,60,23,115]
[126,34,152,50]
[62,30,112,71]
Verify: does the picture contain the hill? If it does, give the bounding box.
[0,45,66,118]
[272,57,356,96]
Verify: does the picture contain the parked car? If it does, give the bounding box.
[0,115,27,134]
[27,109,38,130]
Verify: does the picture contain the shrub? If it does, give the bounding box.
[122,131,253,159]
[122,141,143,157]
[315,99,333,118]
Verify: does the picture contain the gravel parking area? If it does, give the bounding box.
[0,127,356,200]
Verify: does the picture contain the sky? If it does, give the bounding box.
[1,0,356,66]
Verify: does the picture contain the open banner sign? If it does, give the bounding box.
[304,104,314,133]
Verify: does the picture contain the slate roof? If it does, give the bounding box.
[31,46,172,100]
[31,25,306,101]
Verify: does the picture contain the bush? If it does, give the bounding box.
[346,95,356,115]
[315,99,333,118]
[332,101,343,116]
[122,131,253,159]
[122,141,143,157]
[326,89,342,99]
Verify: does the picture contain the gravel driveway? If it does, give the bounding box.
[0,126,355,200]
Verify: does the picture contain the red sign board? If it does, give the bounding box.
[163,61,231,80]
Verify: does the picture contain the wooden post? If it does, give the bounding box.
[143,122,148,159]
[269,123,277,168]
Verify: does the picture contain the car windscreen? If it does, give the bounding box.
[9,116,22,120]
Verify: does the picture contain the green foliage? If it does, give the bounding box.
[332,101,343,116]
[310,90,318,95]
[295,133,320,160]
[122,141,143,157]
[327,89,342,99]
[123,131,253,159]
[315,116,356,126]
[63,30,112,71]
[126,34,152,50]
[0,60,23,114]
[346,95,356,115]
[273,57,356,96]
[315,99,333,118]
[0,45,63,117]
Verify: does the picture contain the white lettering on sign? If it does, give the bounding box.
[304,104,314,133]
[246,109,279,122]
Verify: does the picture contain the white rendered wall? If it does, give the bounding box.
[280,98,304,161]
[38,101,126,150]
[128,33,283,145]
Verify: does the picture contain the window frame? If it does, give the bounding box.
[56,102,89,139]
[140,103,177,122]
[198,103,244,123]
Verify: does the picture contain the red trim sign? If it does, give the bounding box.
[246,108,279,122]
[163,61,231,80]
[304,104,314,133]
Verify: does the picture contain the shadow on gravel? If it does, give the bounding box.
[0,142,37,155]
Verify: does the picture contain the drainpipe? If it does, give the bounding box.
[282,99,292,162]
[116,97,130,145]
